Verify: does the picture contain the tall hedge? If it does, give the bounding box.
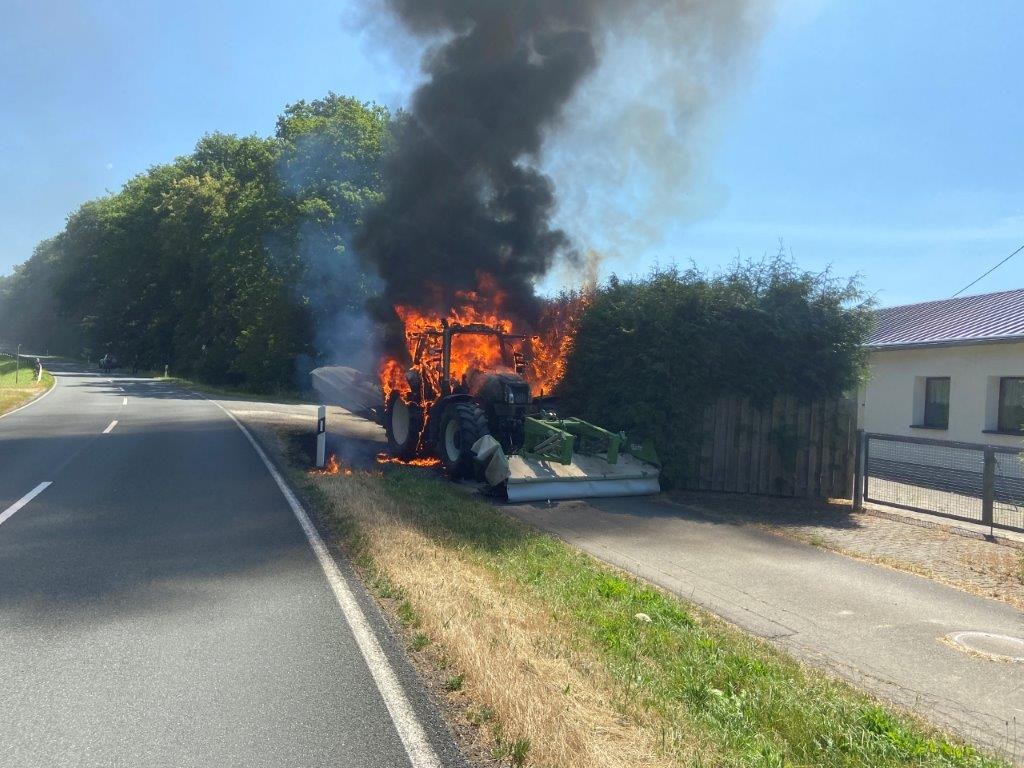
[558,260,874,488]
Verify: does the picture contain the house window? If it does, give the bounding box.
[998,377,1024,433]
[923,377,950,429]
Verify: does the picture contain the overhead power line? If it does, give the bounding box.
[951,242,1024,298]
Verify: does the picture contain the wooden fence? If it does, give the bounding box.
[682,396,857,499]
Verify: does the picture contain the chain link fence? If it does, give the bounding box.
[856,432,1024,532]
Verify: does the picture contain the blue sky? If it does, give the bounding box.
[2,0,1022,307]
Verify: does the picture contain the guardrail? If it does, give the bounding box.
[854,431,1024,533]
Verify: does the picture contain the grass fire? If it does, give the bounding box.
[310,454,353,477]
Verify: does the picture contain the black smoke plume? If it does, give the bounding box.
[355,1,610,333]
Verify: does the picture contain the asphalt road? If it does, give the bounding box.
[507,496,1024,759]
[0,363,461,767]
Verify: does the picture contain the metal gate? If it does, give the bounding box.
[854,432,1024,533]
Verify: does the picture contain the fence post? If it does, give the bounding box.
[853,429,865,510]
[982,447,995,529]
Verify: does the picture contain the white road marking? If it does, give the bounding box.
[206,397,442,768]
[0,482,52,528]
[103,420,118,434]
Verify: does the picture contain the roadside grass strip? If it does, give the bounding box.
[289,436,1007,768]
[0,359,55,416]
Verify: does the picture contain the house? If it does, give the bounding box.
[859,288,1024,447]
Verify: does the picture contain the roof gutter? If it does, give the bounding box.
[866,335,1024,352]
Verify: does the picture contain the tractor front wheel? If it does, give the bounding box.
[437,403,489,479]
[385,392,422,460]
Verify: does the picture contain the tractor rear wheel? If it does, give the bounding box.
[385,391,422,460]
[437,403,489,479]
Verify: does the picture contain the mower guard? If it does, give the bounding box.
[479,415,661,502]
[504,452,660,502]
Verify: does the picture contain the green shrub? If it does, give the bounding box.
[559,258,873,488]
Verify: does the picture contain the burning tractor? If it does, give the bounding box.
[381,319,660,502]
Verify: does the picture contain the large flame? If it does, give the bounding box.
[380,274,587,403]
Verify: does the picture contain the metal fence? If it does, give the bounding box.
[856,432,1024,532]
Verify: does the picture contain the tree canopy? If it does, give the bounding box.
[0,93,389,389]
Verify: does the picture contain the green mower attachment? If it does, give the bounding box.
[522,416,625,465]
[489,416,661,503]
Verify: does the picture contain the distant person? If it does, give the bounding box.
[34,358,42,380]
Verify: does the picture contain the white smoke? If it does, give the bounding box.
[541,0,772,274]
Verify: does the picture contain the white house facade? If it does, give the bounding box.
[858,289,1024,448]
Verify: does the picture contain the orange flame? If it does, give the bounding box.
[310,454,354,476]
[375,452,441,467]
[379,274,589,401]
[528,289,591,396]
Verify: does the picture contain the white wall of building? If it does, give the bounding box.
[859,341,1024,447]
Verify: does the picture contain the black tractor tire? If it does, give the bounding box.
[385,391,422,460]
[437,403,490,479]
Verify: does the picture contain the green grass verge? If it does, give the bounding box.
[293,442,1005,768]
[0,359,55,415]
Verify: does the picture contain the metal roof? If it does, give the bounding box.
[868,288,1024,349]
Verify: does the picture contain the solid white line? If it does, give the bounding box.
[0,373,58,421]
[0,482,52,528]
[103,420,118,434]
[205,397,442,768]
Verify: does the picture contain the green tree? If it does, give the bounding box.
[275,93,391,369]
[0,92,391,390]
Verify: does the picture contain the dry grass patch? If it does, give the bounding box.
[312,468,678,768]
[0,360,54,416]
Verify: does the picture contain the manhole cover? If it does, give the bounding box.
[946,631,1024,662]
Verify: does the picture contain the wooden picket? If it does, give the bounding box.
[684,395,857,499]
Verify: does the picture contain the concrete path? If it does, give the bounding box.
[0,364,461,767]
[507,495,1024,759]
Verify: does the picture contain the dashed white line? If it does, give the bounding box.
[103,420,118,434]
[205,397,442,768]
[0,482,52,528]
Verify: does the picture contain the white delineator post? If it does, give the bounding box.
[316,405,327,469]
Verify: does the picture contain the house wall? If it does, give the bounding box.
[859,341,1024,447]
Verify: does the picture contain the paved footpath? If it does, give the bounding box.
[507,495,1024,760]
[0,364,462,768]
